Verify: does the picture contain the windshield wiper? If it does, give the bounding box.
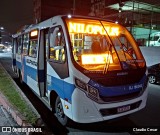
[113,34,139,69]
[103,43,113,74]
[99,21,115,74]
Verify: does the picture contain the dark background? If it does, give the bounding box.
[0,0,33,34]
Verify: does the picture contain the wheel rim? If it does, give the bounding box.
[56,100,64,120]
[149,75,156,84]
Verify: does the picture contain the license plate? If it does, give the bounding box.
[117,105,130,113]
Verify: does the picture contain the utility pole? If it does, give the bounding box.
[73,0,76,15]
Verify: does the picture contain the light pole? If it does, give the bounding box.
[73,0,75,15]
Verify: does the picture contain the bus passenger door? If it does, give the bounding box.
[16,36,23,76]
[26,30,39,95]
[47,26,69,98]
[37,29,48,97]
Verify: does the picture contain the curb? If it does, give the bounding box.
[0,92,31,127]
[0,63,40,128]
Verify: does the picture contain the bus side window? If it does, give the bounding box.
[29,40,38,58]
[22,33,29,55]
[14,38,18,53]
[17,36,22,54]
[28,29,39,58]
[49,26,66,62]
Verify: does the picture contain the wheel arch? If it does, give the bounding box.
[49,90,58,112]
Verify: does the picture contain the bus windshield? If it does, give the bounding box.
[65,18,145,72]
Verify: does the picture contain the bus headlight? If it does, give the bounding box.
[75,78,99,100]
[88,85,99,98]
[75,78,87,91]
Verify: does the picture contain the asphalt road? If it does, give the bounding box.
[0,53,160,135]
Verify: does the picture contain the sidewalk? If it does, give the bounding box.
[0,63,41,134]
[0,105,25,135]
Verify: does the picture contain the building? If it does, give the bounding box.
[33,0,91,23]
[90,0,160,46]
[33,0,160,46]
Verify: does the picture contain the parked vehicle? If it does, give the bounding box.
[148,63,160,84]
[0,44,5,52]
[146,32,160,47]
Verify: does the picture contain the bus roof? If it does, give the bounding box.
[12,15,115,38]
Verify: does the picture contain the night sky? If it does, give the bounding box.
[0,0,33,34]
[0,0,160,34]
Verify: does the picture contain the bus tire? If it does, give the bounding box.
[19,70,23,84]
[55,96,68,126]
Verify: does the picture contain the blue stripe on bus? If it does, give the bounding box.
[27,66,37,80]
[63,81,75,103]
[23,58,44,83]
[48,76,75,103]
[88,75,147,97]
[16,61,22,69]
[22,58,37,82]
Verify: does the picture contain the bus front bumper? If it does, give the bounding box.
[71,87,148,123]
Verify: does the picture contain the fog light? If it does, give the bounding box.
[65,105,69,109]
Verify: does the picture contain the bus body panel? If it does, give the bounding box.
[25,56,40,95]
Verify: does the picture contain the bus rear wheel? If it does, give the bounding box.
[19,70,23,84]
[55,96,69,126]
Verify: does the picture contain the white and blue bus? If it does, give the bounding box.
[12,15,148,125]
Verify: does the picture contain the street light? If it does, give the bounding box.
[0,27,4,30]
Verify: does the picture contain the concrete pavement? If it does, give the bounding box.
[0,105,25,135]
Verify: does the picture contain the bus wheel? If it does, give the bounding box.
[19,70,23,84]
[55,96,68,126]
